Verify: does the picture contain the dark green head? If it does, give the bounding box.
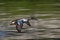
[10,19,19,25]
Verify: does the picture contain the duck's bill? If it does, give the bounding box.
[10,21,15,25]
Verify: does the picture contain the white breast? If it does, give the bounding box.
[22,19,27,21]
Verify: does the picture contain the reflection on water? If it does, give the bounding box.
[0,21,8,38]
[0,31,7,37]
[0,31,7,40]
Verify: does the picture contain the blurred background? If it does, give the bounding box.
[0,0,60,17]
[0,0,60,40]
